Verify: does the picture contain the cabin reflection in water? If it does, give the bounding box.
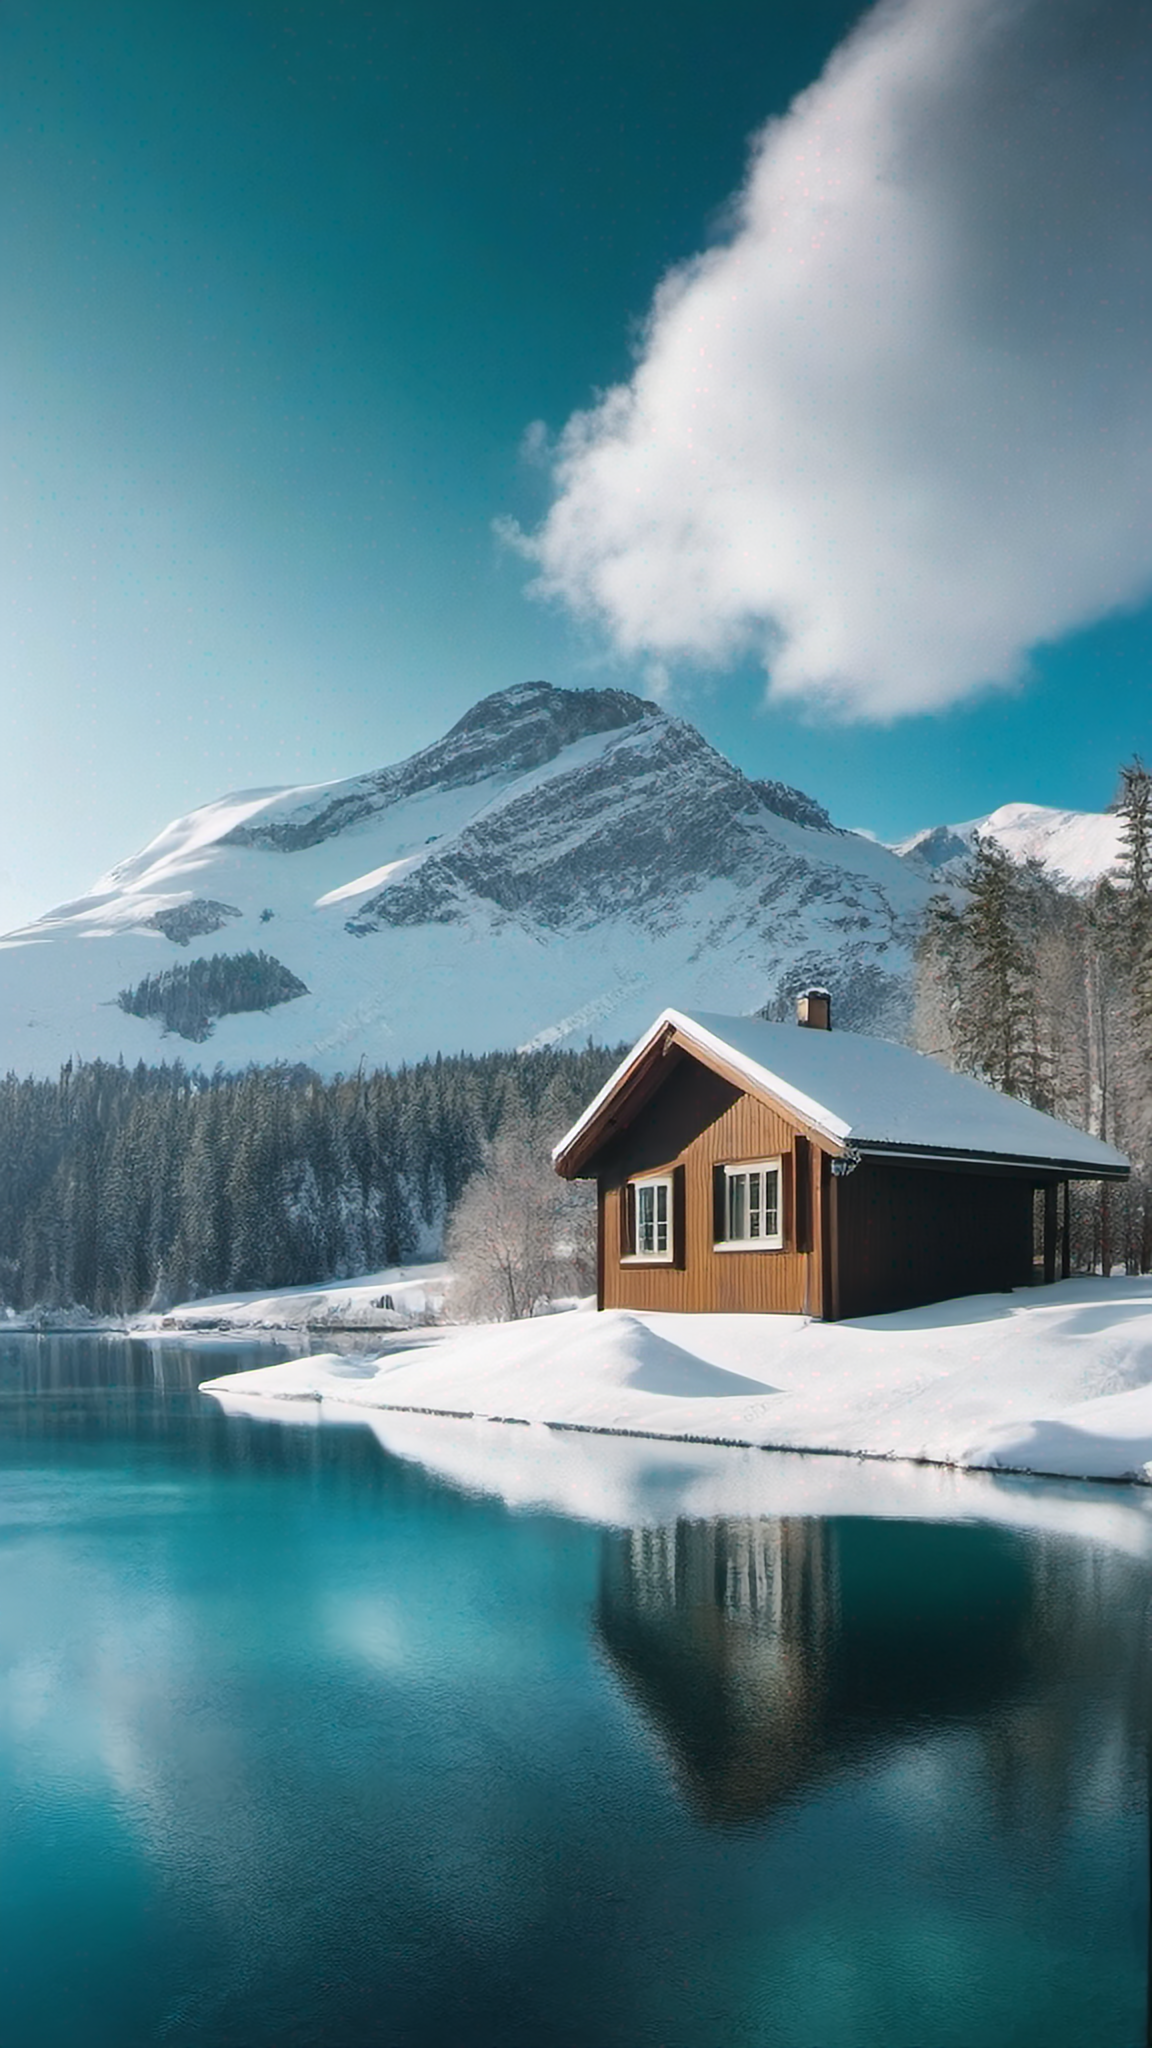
[596,1515,1148,1828]
[597,1518,834,1825]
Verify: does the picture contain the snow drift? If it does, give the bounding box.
[203,1276,1152,1488]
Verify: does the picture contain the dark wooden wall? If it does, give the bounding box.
[831,1163,1035,1318]
[597,1060,823,1315]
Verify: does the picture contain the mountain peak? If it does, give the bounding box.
[436,677,656,759]
[225,680,660,855]
[894,801,1121,891]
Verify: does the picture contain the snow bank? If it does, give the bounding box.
[0,1302,123,1332]
[142,1264,448,1333]
[201,1276,1152,1487]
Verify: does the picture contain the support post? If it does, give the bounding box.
[826,1165,841,1322]
[1043,1183,1057,1286]
[1061,1179,1071,1281]
[596,1181,605,1312]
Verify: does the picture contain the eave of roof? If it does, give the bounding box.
[852,1141,1129,1181]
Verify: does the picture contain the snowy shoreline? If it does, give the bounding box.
[201,1275,1152,1489]
[0,1265,449,1337]
[140,1264,449,1333]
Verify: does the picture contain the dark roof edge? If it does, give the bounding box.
[855,1141,1129,1180]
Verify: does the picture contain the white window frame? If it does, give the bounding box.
[715,1158,783,1251]
[622,1173,675,1264]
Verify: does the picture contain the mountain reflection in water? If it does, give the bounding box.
[597,1514,1148,1831]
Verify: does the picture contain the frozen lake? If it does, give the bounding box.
[1,1333,1150,2047]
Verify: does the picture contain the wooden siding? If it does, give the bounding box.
[598,1059,823,1315]
[833,1163,1034,1318]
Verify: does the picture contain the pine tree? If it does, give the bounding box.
[921,837,1040,1099]
[1111,760,1152,1075]
[916,762,1152,1277]
[1115,756,1152,903]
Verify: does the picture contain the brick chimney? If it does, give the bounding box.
[796,987,831,1030]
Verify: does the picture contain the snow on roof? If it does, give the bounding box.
[554,1007,1128,1176]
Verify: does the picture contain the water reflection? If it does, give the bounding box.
[597,1514,1149,1831]
[0,1331,219,1394]
[2,1340,1150,2048]
[361,1406,1152,1555]
[0,1329,375,1398]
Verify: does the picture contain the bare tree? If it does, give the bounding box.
[445,1106,596,1321]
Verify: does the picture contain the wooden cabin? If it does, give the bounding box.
[552,997,1129,1321]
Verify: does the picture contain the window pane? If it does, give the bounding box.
[633,1181,670,1256]
[749,1172,761,1238]
[764,1170,779,1238]
[728,1173,746,1240]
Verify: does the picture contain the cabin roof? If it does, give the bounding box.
[553,1007,1130,1180]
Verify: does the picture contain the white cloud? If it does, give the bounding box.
[518,0,1152,720]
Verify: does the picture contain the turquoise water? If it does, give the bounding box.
[1,1335,1149,2047]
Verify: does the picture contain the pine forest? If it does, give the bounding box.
[0,1043,619,1314]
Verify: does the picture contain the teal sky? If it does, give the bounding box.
[2,0,1150,928]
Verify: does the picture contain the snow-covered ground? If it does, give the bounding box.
[137,1264,449,1333]
[202,1277,1152,1488]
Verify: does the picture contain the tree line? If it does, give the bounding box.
[917,759,1152,1274]
[0,1043,619,1314]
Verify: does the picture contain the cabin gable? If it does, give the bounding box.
[595,1055,741,1178]
[596,1052,824,1316]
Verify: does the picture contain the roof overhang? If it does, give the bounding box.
[853,1142,1129,1182]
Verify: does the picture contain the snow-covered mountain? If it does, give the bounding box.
[894,801,1122,891]
[0,681,936,1076]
